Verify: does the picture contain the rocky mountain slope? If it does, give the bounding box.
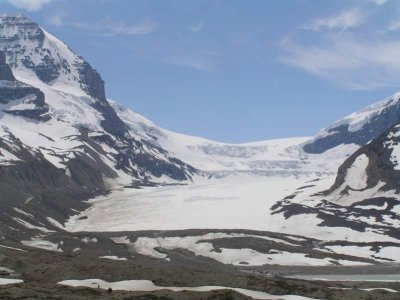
[0,14,196,241]
[303,92,400,153]
[272,121,400,255]
[2,13,400,270]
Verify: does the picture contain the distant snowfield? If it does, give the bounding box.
[64,129,399,245]
[64,129,355,236]
[66,175,302,232]
[65,175,395,244]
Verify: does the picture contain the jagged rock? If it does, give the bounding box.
[0,51,15,80]
[0,50,49,120]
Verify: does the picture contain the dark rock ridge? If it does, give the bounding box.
[0,51,49,120]
[322,123,400,196]
[0,51,15,80]
[76,57,128,138]
[303,95,400,154]
[0,131,112,240]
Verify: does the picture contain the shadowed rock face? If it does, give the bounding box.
[75,54,129,137]
[324,123,400,196]
[0,51,49,120]
[0,52,15,81]
[0,127,123,240]
[274,123,400,240]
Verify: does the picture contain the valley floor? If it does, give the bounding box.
[1,232,400,300]
[65,175,303,232]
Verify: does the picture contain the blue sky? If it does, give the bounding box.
[1,0,400,142]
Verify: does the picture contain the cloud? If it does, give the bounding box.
[279,35,400,90]
[302,8,366,31]
[368,0,389,5]
[388,18,400,31]
[162,50,219,71]
[168,57,213,71]
[8,0,51,11]
[190,21,204,33]
[47,14,64,26]
[72,18,158,36]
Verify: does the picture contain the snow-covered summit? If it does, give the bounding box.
[304,92,400,154]
[0,14,101,99]
[0,14,196,186]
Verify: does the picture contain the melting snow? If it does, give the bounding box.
[21,238,62,252]
[99,256,127,261]
[58,279,320,300]
[0,278,23,285]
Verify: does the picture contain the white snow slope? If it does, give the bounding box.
[4,15,400,266]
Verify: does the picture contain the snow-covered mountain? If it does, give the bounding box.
[0,14,197,183]
[2,14,400,266]
[0,14,198,239]
[274,122,400,242]
[303,92,400,153]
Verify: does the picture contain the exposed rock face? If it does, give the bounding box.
[273,123,400,240]
[303,94,400,154]
[0,51,49,120]
[75,54,129,137]
[0,130,116,240]
[0,52,15,80]
[323,123,400,196]
[78,60,106,102]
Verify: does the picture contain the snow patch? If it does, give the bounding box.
[99,256,127,261]
[21,238,62,252]
[0,278,23,285]
[58,279,320,300]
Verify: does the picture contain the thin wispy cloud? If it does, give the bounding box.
[47,13,65,26]
[8,0,51,11]
[302,8,366,31]
[47,14,158,36]
[190,21,204,33]
[168,57,213,71]
[388,17,400,31]
[279,35,400,90]
[368,0,389,5]
[73,19,158,36]
[162,50,219,71]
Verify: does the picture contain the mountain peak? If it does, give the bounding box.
[0,13,35,23]
[0,14,44,44]
[303,92,400,154]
